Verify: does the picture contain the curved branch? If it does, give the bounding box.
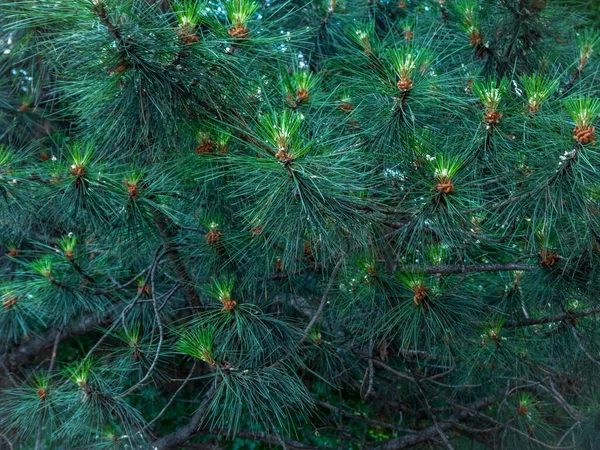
[300,257,344,344]
[149,380,217,450]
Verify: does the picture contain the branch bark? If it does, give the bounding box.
[299,257,344,344]
[504,306,600,328]
[374,395,497,450]
[154,213,202,308]
[1,303,122,371]
[400,262,536,275]
[149,381,217,450]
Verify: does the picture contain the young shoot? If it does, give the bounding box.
[520,74,558,113]
[430,154,461,195]
[479,320,505,348]
[565,97,600,144]
[174,0,204,43]
[398,273,430,307]
[65,359,93,390]
[195,126,230,154]
[259,110,303,163]
[472,78,508,124]
[30,256,53,280]
[176,326,216,366]
[123,170,143,201]
[515,392,534,419]
[426,243,449,265]
[67,142,94,180]
[401,18,414,41]
[1,288,18,309]
[224,0,259,38]
[288,71,318,105]
[203,217,224,246]
[57,234,77,260]
[576,28,600,72]
[456,0,483,46]
[389,45,427,92]
[535,225,560,267]
[205,276,237,311]
[349,22,375,55]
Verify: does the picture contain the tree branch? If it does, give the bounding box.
[504,306,600,328]
[300,258,344,344]
[149,380,217,450]
[399,262,536,275]
[374,395,497,450]
[1,303,123,371]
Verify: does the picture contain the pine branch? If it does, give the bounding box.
[400,262,536,275]
[1,303,122,371]
[203,430,320,450]
[92,2,126,47]
[374,395,498,450]
[504,306,600,328]
[299,257,344,344]
[0,432,14,450]
[149,381,217,450]
[154,213,202,308]
[146,361,198,428]
[406,365,455,450]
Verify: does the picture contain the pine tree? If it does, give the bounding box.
[1,0,600,449]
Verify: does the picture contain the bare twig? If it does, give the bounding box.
[0,432,14,450]
[149,380,218,450]
[407,365,455,450]
[504,306,600,328]
[299,257,344,344]
[121,253,166,397]
[375,395,497,450]
[146,361,198,429]
[0,359,18,387]
[47,327,62,376]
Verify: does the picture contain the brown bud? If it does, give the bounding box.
[483,110,502,125]
[2,297,17,309]
[435,182,455,194]
[469,31,483,46]
[573,125,596,145]
[36,387,48,400]
[397,77,413,91]
[539,249,559,267]
[125,180,139,200]
[70,165,85,177]
[412,284,429,306]
[251,224,263,236]
[228,24,249,39]
[206,229,223,245]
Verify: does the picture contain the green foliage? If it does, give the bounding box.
[2,0,600,449]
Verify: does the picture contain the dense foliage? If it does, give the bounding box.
[1,0,600,449]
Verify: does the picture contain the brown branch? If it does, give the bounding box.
[154,213,202,308]
[314,400,410,433]
[299,258,344,344]
[92,2,126,46]
[374,395,497,450]
[503,306,600,328]
[204,429,319,450]
[399,262,536,275]
[1,303,123,371]
[149,381,217,450]
[146,361,198,429]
